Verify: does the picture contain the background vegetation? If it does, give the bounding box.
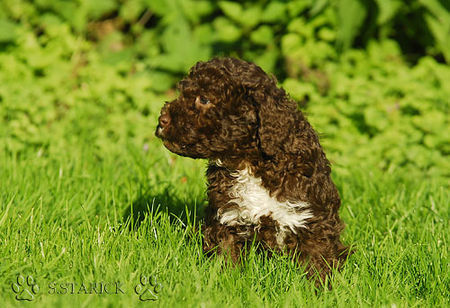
[0,0,448,307]
[1,0,449,176]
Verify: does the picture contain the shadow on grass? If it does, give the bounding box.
[122,186,206,231]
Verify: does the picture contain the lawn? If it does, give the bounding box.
[0,126,448,307]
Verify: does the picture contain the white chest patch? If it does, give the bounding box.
[217,167,313,236]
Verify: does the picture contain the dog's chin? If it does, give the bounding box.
[162,140,184,155]
[164,140,210,159]
[155,127,209,158]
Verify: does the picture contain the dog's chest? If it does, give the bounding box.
[217,167,313,235]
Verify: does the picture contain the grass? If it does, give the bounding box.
[0,129,448,307]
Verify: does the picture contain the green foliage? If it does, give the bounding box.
[335,0,450,62]
[335,0,367,51]
[0,0,448,178]
[301,42,450,176]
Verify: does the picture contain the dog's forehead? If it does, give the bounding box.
[177,81,226,101]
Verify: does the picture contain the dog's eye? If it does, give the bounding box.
[195,96,211,108]
[200,96,210,105]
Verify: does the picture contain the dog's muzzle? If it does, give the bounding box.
[155,111,170,138]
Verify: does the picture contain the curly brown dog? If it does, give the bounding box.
[155,57,351,283]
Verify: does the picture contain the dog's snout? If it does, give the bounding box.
[159,112,170,128]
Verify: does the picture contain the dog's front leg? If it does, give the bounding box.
[202,221,252,264]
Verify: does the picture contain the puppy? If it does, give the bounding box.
[155,57,350,283]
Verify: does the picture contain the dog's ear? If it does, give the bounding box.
[245,78,298,158]
[248,83,321,177]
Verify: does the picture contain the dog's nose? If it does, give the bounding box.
[159,112,170,128]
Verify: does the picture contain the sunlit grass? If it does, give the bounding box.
[0,137,448,307]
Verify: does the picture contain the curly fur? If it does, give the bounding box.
[155,57,351,284]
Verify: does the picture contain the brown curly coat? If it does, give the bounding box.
[155,57,351,283]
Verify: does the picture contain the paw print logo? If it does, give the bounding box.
[134,275,162,301]
[11,275,39,301]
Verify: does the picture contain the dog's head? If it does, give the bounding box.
[155,57,298,160]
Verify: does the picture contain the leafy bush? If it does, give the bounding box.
[335,0,450,62]
[0,0,448,178]
[298,42,450,176]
